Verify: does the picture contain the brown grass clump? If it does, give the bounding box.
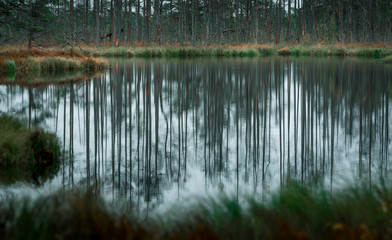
[277,47,290,56]
[0,48,108,84]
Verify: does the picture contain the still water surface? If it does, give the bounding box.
[1,57,391,212]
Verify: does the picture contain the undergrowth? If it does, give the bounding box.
[1,182,392,239]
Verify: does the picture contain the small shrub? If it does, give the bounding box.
[246,49,257,57]
[258,47,273,56]
[334,47,347,56]
[4,60,16,73]
[215,48,224,57]
[289,47,301,56]
[277,47,290,56]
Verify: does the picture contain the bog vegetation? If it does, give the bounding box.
[1,182,392,239]
[0,115,61,184]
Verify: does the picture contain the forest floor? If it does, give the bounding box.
[0,115,61,184]
[1,181,392,240]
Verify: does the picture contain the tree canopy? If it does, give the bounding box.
[1,0,391,47]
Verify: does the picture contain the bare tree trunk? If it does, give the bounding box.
[128,0,132,43]
[288,0,291,41]
[146,0,151,43]
[137,0,141,42]
[94,0,100,47]
[86,0,89,41]
[154,0,160,43]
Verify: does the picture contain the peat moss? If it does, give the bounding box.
[0,115,60,184]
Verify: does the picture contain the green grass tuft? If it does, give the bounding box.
[2,181,392,239]
[4,60,16,73]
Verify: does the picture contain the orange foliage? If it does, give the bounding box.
[0,48,86,60]
[326,223,380,240]
[275,219,308,240]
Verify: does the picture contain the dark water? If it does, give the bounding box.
[1,57,391,211]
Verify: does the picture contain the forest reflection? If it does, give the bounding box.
[0,57,391,211]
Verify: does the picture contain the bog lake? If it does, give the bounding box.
[1,56,391,215]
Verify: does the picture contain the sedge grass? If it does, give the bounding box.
[1,181,392,239]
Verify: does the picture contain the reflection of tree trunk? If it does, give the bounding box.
[236,71,239,199]
[94,81,98,187]
[124,76,128,193]
[359,101,362,177]
[331,96,335,192]
[129,69,133,201]
[160,80,168,175]
[71,84,75,185]
[369,102,372,186]
[301,71,305,184]
[178,81,181,181]
[110,73,115,188]
[278,67,282,187]
[137,72,140,196]
[117,73,123,189]
[155,66,159,180]
[262,71,267,183]
[385,83,389,176]
[287,67,291,184]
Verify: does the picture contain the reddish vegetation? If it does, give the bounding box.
[0,47,87,59]
[0,47,107,85]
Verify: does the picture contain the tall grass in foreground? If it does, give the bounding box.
[1,182,392,239]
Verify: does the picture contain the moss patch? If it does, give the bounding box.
[0,115,61,184]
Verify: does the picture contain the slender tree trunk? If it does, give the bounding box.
[94,0,100,47]
[154,0,160,43]
[128,0,132,43]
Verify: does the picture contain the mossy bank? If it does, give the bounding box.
[0,115,61,184]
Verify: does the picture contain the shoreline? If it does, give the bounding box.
[88,44,392,61]
[0,48,108,84]
[0,45,391,85]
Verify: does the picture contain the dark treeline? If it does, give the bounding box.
[0,58,391,210]
[1,0,392,47]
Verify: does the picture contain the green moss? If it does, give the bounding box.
[0,115,61,184]
[246,49,257,57]
[257,47,274,56]
[4,60,16,73]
